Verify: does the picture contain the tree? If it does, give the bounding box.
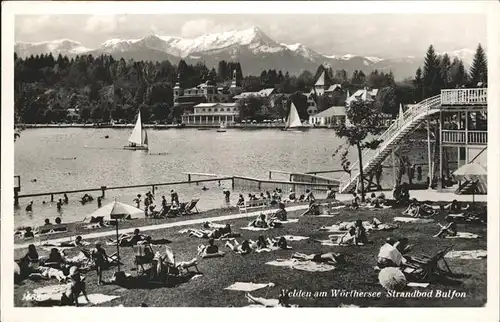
[296,70,314,92]
[449,58,468,88]
[439,53,451,89]
[374,86,398,116]
[469,43,487,86]
[334,99,384,201]
[422,45,442,97]
[413,67,423,102]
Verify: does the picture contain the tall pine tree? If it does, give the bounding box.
[422,45,442,98]
[439,53,451,89]
[413,67,423,102]
[469,43,487,86]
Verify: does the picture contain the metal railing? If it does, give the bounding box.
[442,130,488,145]
[441,88,487,105]
[338,95,442,192]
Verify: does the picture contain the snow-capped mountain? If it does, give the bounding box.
[438,48,475,66]
[14,27,477,80]
[15,39,91,57]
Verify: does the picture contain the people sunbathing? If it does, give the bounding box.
[304,189,316,202]
[354,219,370,245]
[109,229,148,246]
[376,237,412,269]
[45,248,67,270]
[393,183,410,205]
[236,194,245,206]
[43,236,89,248]
[433,221,458,238]
[326,186,336,200]
[300,200,320,216]
[225,240,252,255]
[348,193,360,209]
[287,189,296,202]
[292,252,345,266]
[246,292,292,307]
[402,199,437,218]
[267,237,289,250]
[18,244,40,277]
[333,226,357,245]
[269,202,287,221]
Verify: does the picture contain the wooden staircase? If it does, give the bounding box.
[339,95,442,193]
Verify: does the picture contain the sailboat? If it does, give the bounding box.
[217,122,227,133]
[282,103,309,131]
[124,111,148,150]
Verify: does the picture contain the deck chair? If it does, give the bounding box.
[182,199,200,215]
[156,205,171,218]
[133,244,155,276]
[403,246,453,282]
[81,248,123,268]
[166,203,186,218]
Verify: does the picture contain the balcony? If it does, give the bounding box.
[441,88,487,106]
[442,130,487,145]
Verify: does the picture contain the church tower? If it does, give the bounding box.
[173,73,182,104]
[229,70,242,95]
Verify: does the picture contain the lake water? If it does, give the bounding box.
[14,128,432,227]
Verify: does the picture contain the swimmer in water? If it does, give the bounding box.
[202,186,209,191]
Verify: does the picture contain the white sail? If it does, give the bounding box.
[141,129,148,145]
[128,112,143,145]
[286,103,302,128]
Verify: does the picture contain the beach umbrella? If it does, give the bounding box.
[378,267,407,291]
[89,200,145,220]
[453,163,487,204]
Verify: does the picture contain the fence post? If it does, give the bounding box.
[101,186,106,198]
[152,185,155,194]
[14,189,19,206]
[258,182,261,190]
[268,171,272,179]
[51,194,54,202]
[188,174,191,182]
[231,177,235,190]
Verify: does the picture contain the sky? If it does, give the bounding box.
[15,14,487,58]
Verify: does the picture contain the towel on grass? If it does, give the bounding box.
[241,226,271,231]
[330,205,346,210]
[274,219,299,224]
[444,250,487,260]
[314,239,363,247]
[255,246,293,253]
[23,284,120,305]
[407,282,430,288]
[225,282,275,292]
[280,235,309,242]
[266,259,335,272]
[445,232,480,239]
[318,213,340,217]
[393,217,434,224]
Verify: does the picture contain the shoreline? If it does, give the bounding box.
[16,123,401,130]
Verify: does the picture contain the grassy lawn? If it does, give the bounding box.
[14,203,487,307]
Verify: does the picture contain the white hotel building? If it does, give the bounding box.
[181,102,239,125]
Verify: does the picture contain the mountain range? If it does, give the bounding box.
[15,26,475,81]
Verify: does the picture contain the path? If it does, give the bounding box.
[14,204,312,250]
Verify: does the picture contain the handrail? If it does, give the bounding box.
[338,94,442,191]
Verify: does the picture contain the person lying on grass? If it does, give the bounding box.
[292,252,346,266]
[300,200,320,216]
[376,237,412,269]
[348,193,360,209]
[354,219,371,245]
[43,236,89,248]
[249,214,281,229]
[265,237,289,250]
[139,235,172,245]
[61,267,92,307]
[187,224,238,239]
[246,292,293,307]
[402,199,437,218]
[109,229,149,246]
[333,226,357,245]
[433,221,458,238]
[225,240,252,255]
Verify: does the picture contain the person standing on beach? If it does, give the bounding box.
[170,190,179,206]
[223,189,231,204]
[56,199,63,212]
[91,241,109,286]
[408,164,416,185]
[133,194,142,209]
[97,196,102,208]
[63,193,69,204]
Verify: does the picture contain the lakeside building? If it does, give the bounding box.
[345,87,379,106]
[232,88,275,101]
[306,71,344,115]
[181,102,239,125]
[308,106,346,126]
[174,70,242,115]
